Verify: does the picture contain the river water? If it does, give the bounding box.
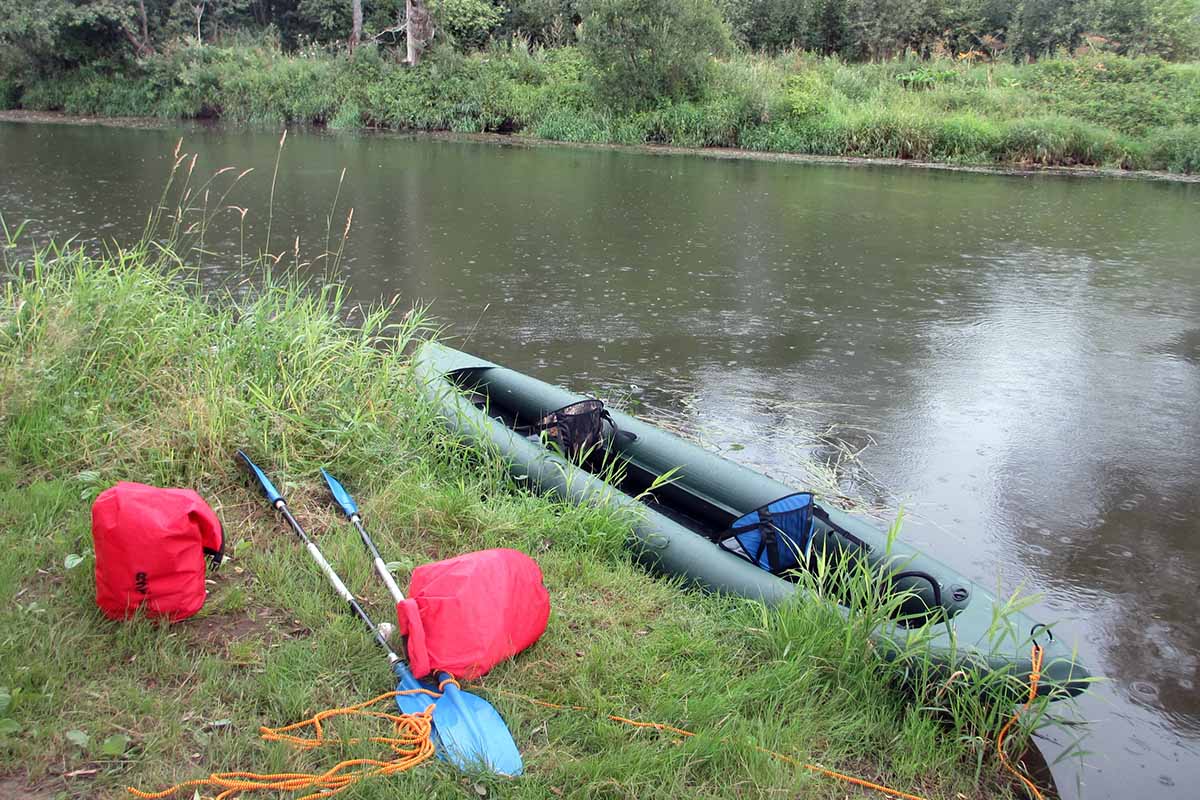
[2,120,1198,799]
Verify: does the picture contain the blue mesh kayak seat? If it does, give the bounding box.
[716,492,816,575]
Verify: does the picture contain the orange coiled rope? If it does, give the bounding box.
[127,689,438,800]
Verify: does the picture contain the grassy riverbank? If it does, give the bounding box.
[0,214,1067,798]
[3,41,1200,175]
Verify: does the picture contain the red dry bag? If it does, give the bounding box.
[92,482,224,622]
[396,548,550,680]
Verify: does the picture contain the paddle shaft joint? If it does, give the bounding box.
[284,505,391,649]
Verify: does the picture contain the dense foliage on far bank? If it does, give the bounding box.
[3,1,1198,69]
[0,1,1198,173]
[5,39,1199,174]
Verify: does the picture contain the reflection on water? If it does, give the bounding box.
[3,120,1199,799]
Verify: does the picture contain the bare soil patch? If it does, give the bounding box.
[0,774,57,800]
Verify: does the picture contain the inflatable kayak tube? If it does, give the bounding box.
[413,342,1091,698]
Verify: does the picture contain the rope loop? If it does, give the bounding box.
[127,691,437,800]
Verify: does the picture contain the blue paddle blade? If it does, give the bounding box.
[320,468,359,519]
[391,661,440,717]
[431,672,524,777]
[236,450,283,505]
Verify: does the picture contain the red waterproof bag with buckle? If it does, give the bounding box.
[92,482,224,622]
[396,548,550,680]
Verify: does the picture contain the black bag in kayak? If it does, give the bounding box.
[716,492,816,574]
[526,399,633,461]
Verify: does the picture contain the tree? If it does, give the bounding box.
[1008,0,1090,59]
[1088,0,1200,59]
[0,0,169,68]
[502,0,582,44]
[811,0,848,54]
[351,0,363,49]
[431,0,504,48]
[190,1,207,44]
[724,0,814,52]
[579,0,731,107]
[406,0,434,63]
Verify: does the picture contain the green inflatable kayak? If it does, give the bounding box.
[414,342,1090,698]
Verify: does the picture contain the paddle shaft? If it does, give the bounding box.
[317,466,525,775]
[275,499,401,660]
[351,515,407,604]
[320,468,406,604]
[344,515,466,694]
[237,452,399,663]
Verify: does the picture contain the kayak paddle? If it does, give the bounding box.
[321,468,524,777]
[235,451,437,717]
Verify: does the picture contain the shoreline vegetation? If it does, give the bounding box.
[0,148,1082,797]
[6,106,1200,185]
[2,2,1199,178]
[2,43,1199,176]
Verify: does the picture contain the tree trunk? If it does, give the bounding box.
[350,0,363,52]
[122,0,156,56]
[405,0,434,65]
[192,2,207,45]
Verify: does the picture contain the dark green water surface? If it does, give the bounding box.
[3,120,1198,799]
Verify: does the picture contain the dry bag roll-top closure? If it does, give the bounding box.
[92,482,224,622]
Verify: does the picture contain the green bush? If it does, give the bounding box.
[1147,124,1200,173]
[785,70,830,118]
[643,102,710,146]
[825,60,874,101]
[932,114,1003,162]
[1026,54,1200,135]
[433,0,506,49]
[844,106,936,159]
[738,114,849,155]
[215,50,344,124]
[998,116,1126,167]
[534,46,599,111]
[710,56,783,120]
[329,101,363,129]
[895,65,958,91]
[533,106,612,141]
[578,0,731,108]
[19,68,162,116]
[0,77,18,109]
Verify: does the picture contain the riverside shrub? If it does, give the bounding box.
[578,0,731,107]
[0,77,17,109]
[933,115,1004,162]
[999,116,1122,166]
[1148,124,1200,173]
